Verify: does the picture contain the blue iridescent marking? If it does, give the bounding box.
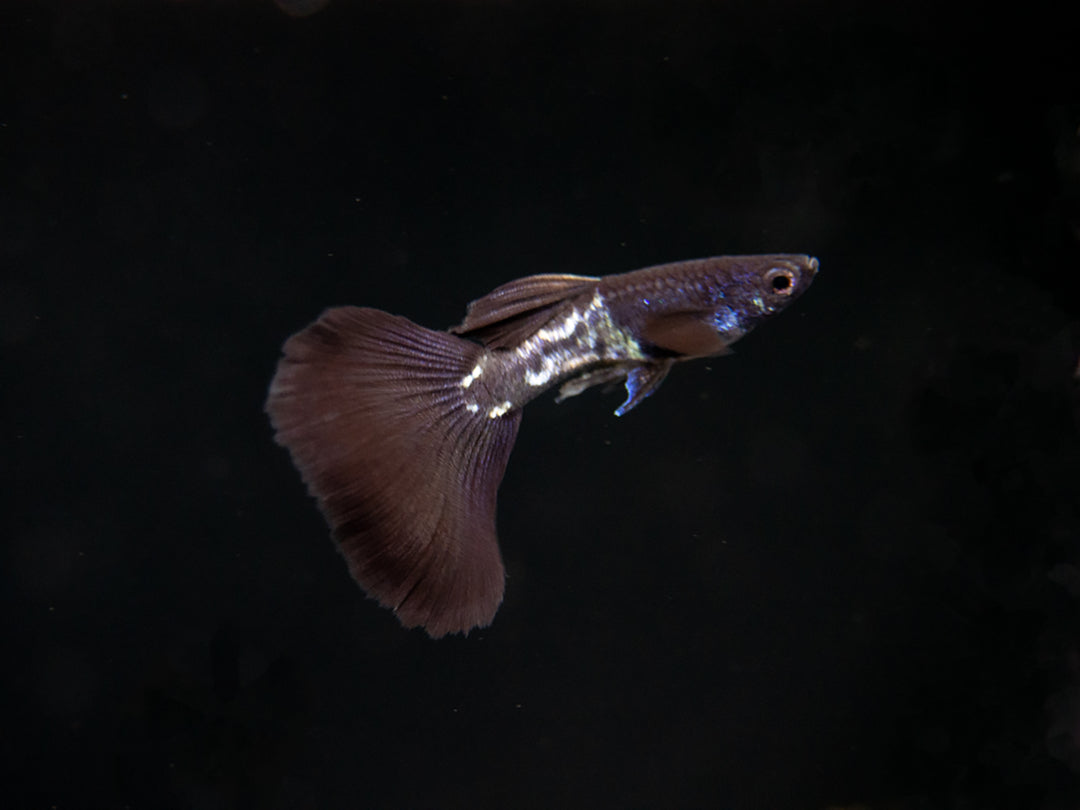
[713,306,741,334]
[615,366,656,417]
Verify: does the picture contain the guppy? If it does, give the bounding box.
[267,253,818,637]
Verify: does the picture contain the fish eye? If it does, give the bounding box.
[765,267,796,295]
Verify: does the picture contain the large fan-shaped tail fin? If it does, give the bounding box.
[266,307,521,637]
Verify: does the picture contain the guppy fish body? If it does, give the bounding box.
[267,253,817,637]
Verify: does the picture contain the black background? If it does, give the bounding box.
[5,1,1080,808]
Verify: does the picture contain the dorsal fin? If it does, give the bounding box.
[450,273,598,349]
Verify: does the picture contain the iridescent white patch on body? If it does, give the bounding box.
[460,361,485,389]
[488,400,513,419]
[524,356,562,388]
[517,291,644,390]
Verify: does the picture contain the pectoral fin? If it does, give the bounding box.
[641,312,733,358]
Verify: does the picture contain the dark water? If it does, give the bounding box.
[4,2,1079,808]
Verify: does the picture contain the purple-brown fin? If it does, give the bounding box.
[266,306,521,637]
[451,273,599,349]
[641,311,734,357]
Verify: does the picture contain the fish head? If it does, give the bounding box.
[712,253,818,337]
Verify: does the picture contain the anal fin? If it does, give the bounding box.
[555,365,630,404]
